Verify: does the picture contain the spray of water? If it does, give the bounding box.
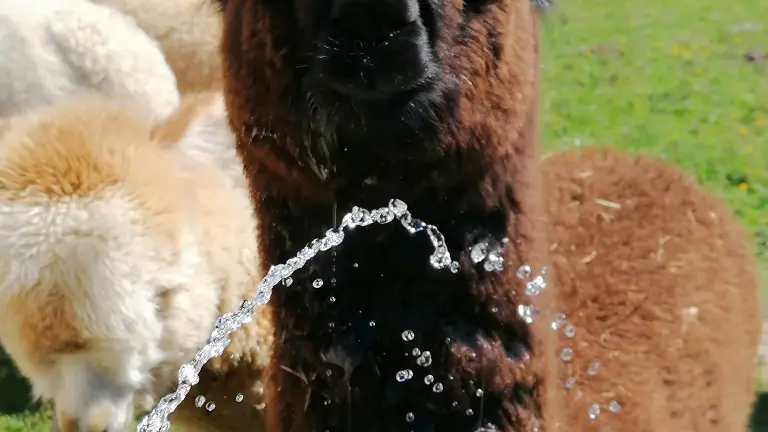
[137,199,458,431]
[136,198,620,431]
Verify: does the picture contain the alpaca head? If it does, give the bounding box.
[218,0,540,195]
[0,95,242,432]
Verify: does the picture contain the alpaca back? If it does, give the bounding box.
[0,95,263,430]
[0,0,180,119]
[91,0,225,93]
[542,147,760,431]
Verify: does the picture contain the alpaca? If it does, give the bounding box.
[541,147,760,430]
[91,0,225,93]
[212,0,761,431]
[0,93,270,432]
[218,0,558,430]
[0,0,180,121]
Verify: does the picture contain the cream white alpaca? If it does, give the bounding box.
[91,0,224,93]
[0,94,270,432]
[0,0,180,120]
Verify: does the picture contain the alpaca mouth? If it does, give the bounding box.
[321,72,438,102]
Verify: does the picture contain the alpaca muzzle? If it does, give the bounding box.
[313,0,438,100]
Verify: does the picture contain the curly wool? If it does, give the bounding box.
[0,0,179,120]
[92,0,225,93]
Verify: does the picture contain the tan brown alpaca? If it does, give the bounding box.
[213,0,760,431]
[0,93,269,432]
[542,147,760,430]
[92,0,224,93]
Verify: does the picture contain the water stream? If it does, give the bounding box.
[136,198,618,431]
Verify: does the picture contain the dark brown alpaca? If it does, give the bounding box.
[214,0,760,431]
[218,0,556,430]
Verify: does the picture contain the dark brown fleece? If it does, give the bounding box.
[219,0,561,431]
[541,147,760,431]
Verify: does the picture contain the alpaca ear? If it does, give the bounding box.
[213,0,227,12]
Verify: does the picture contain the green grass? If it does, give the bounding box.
[539,0,768,289]
[1,0,766,430]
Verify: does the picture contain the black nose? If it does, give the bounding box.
[315,0,436,100]
[330,0,420,44]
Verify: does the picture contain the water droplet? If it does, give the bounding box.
[587,361,600,375]
[283,277,293,286]
[466,409,474,416]
[470,242,488,263]
[432,383,443,392]
[402,330,415,341]
[416,351,432,367]
[405,369,413,379]
[564,377,576,389]
[194,395,205,408]
[205,401,216,412]
[412,348,421,356]
[449,261,460,273]
[254,382,264,396]
[405,412,415,422]
[388,199,408,217]
[329,296,336,303]
[353,263,359,268]
[564,323,575,338]
[330,277,336,285]
[328,322,335,328]
[396,370,412,382]
[608,400,621,413]
[424,374,434,384]
[235,393,244,403]
[369,321,376,326]
[551,313,566,330]
[517,304,537,324]
[587,403,600,420]
[313,278,323,288]
[560,347,574,361]
[524,275,546,296]
[452,401,459,408]
[516,264,531,279]
[475,389,484,397]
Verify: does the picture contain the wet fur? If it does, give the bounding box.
[217,0,759,431]
[0,94,270,432]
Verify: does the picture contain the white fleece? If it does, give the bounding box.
[0,0,180,120]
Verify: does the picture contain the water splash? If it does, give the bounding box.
[136,198,621,430]
[137,199,458,431]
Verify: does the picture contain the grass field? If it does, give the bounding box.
[1,0,766,430]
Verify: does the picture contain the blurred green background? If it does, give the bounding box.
[1,0,766,429]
